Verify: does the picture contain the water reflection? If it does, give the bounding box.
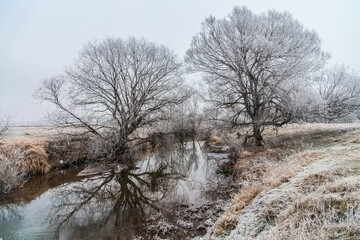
[0,140,221,240]
[50,165,185,238]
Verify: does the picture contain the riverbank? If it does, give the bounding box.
[0,126,89,195]
[1,123,359,239]
[0,139,49,194]
[0,126,145,195]
[197,123,360,240]
[0,139,228,239]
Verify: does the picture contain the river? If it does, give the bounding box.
[0,140,231,239]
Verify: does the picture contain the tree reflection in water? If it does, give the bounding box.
[49,140,213,239]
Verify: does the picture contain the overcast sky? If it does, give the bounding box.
[0,0,359,125]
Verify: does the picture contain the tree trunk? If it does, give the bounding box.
[112,139,129,162]
[253,124,264,147]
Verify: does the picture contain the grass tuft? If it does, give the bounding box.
[1,140,50,175]
[0,140,50,194]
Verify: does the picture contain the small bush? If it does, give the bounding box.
[46,137,88,167]
[0,147,27,194]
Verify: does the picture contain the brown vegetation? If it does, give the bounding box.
[208,123,360,239]
[212,150,319,236]
[212,184,261,236]
[46,137,88,169]
[0,139,50,194]
[0,140,50,175]
[270,175,360,240]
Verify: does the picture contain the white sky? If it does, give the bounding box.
[0,0,359,124]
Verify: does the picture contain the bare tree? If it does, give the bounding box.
[0,112,9,140]
[37,37,190,162]
[314,65,360,122]
[185,6,329,146]
[159,94,202,136]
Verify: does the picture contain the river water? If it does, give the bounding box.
[0,140,230,239]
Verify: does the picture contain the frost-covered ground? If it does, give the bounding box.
[197,124,360,240]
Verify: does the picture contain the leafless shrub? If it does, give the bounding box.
[314,65,360,122]
[46,136,88,168]
[0,145,27,194]
[85,133,143,164]
[0,112,9,140]
[208,136,221,145]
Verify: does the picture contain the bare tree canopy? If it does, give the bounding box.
[37,37,190,161]
[185,6,329,146]
[314,65,360,122]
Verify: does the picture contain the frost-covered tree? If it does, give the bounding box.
[0,112,9,139]
[37,37,190,162]
[185,6,329,146]
[314,66,360,122]
[166,94,202,135]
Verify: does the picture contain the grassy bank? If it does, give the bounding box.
[0,126,85,195]
[0,127,193,195]
[0,139,50,194]
[1,122,360,240]
[200,123,360,239]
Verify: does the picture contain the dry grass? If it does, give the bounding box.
[213,184,261,236]
[209,136,221,145]
[223,122,360,151]
[269,175,360,240]
[300,167,352,194]
[0,140,50,175]
[0,139,50,194]
[261,150,319,189]
[261,130,360,240]
[212,150,319,236]
[3,126,86,142]
[262,122,360,139]
[209,124,360,239]
[212,213,239,236]
[230,184,262,213]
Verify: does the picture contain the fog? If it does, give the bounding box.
[0,0,359,124]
